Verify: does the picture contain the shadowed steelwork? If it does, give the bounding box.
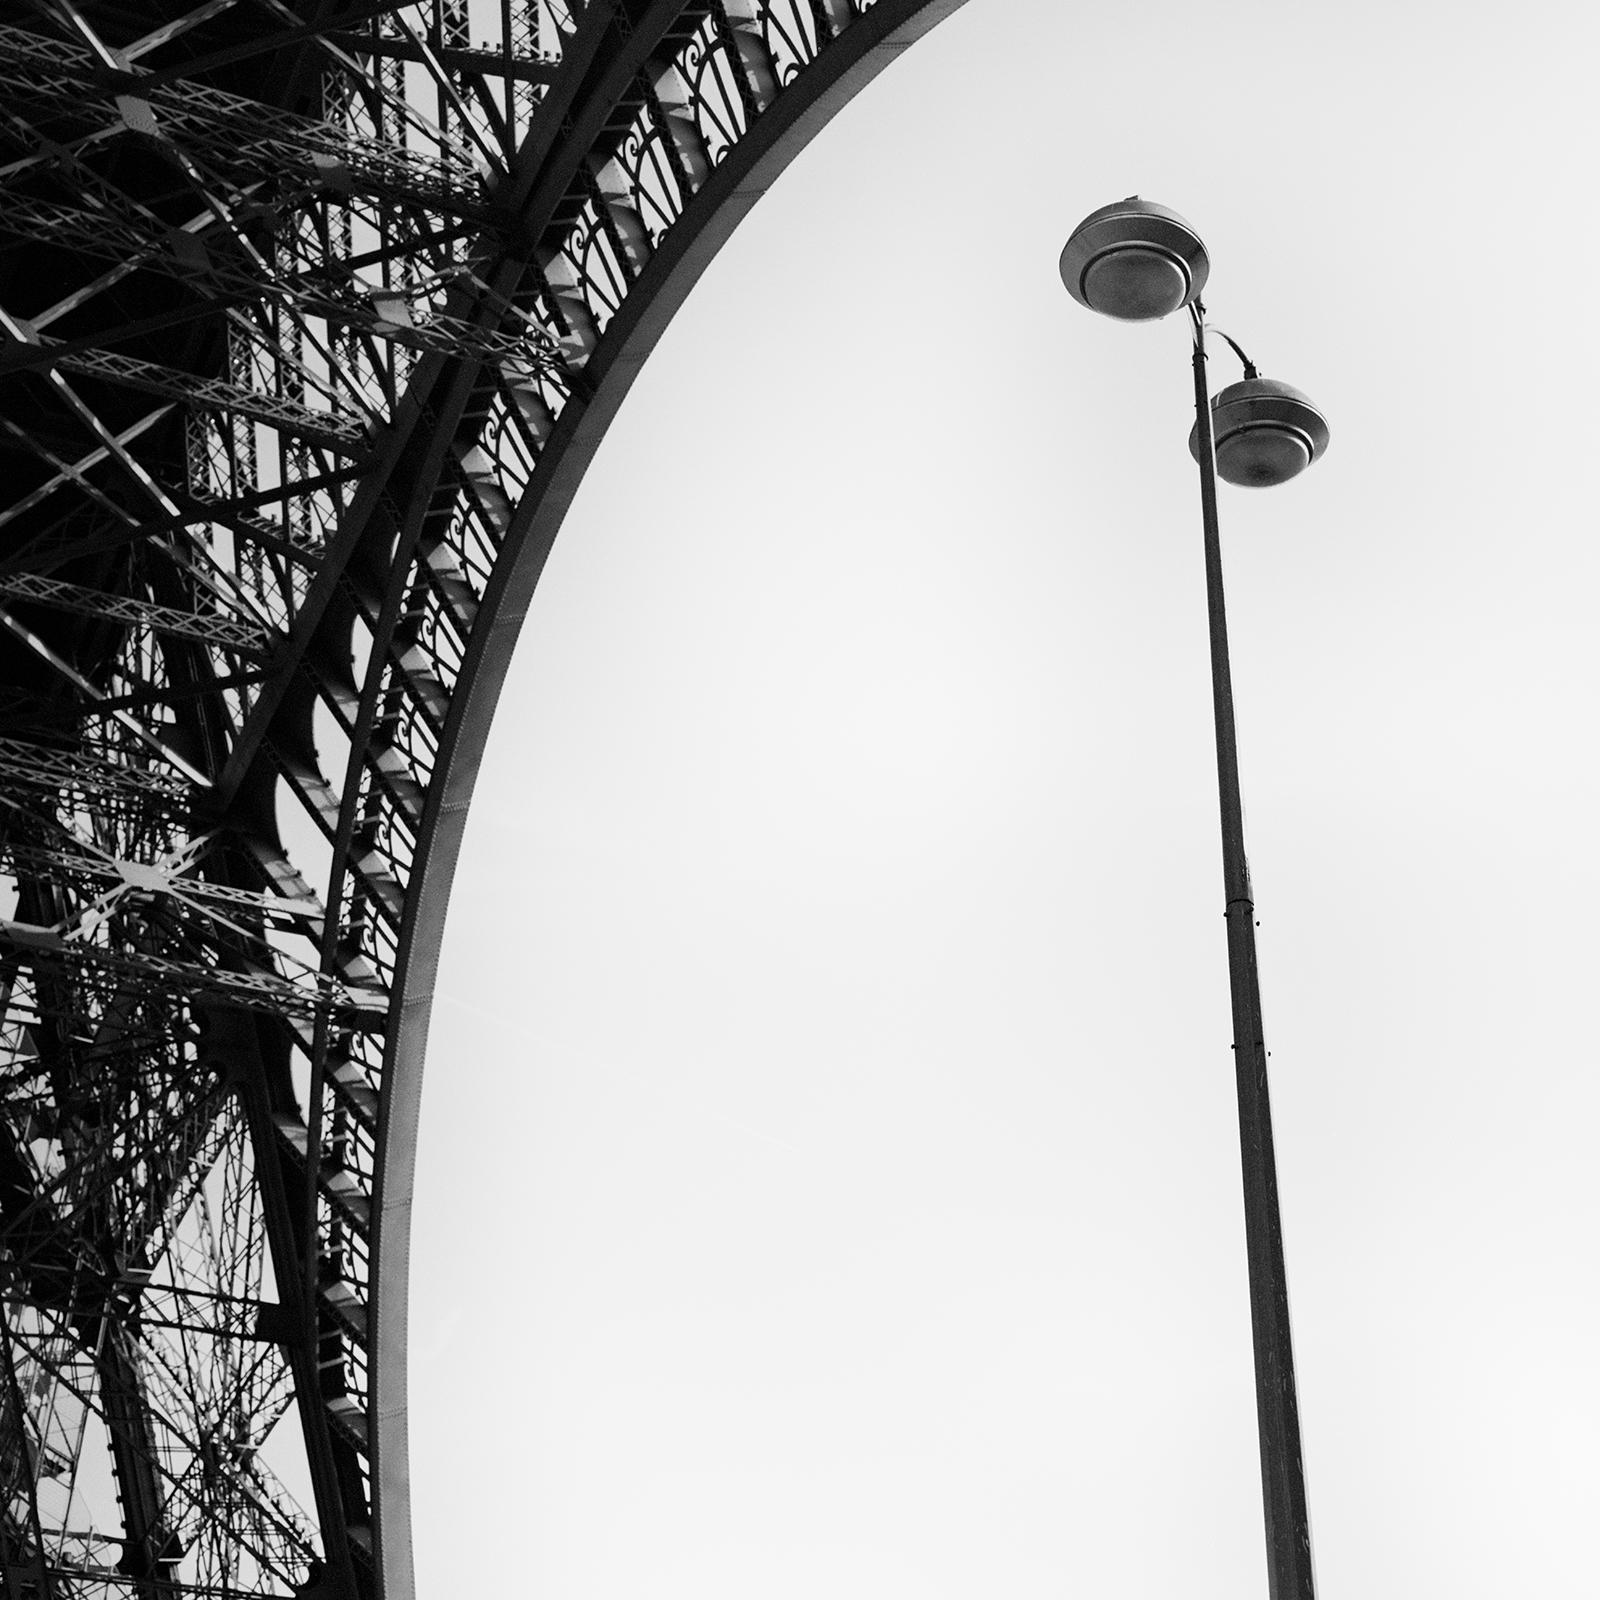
[0,3,966,1597]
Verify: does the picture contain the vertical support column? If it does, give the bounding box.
[1189,307,1317,1600]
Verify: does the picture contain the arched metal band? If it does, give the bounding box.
[0,5,970,1599]
[370,3,968,1593]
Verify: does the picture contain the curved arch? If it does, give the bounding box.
[0,6,969,1600]
[373,4,969,1592]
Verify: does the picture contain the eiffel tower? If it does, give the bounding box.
[0,3,964,1596]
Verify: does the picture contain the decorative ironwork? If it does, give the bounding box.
[0,2,965,1597]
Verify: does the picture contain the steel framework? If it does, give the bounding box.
[0,3,966,1597]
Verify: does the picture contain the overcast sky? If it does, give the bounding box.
[406,2,1600,1596]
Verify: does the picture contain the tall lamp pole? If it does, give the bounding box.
[1059,198,1329,1600]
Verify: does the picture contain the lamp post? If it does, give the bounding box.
[1059,197,1328,1600]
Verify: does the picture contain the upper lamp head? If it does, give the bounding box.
[1059,197,1209,321]
[1189,377,1331,487]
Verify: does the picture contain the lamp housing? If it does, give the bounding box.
[1189,377,1330,487]
[1059,197,1209,322]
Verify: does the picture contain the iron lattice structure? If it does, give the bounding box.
[0,2,964,1597]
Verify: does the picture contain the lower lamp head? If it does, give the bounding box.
[1188,377,1330,487]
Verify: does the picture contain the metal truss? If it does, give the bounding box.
[0,2,967,1597]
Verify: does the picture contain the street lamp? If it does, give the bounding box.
[1060,196,1327,1600]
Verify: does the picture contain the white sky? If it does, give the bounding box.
[407,1,1600,1596]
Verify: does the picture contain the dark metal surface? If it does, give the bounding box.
[1189,307,1318,1600]
[0,4,969,1598]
